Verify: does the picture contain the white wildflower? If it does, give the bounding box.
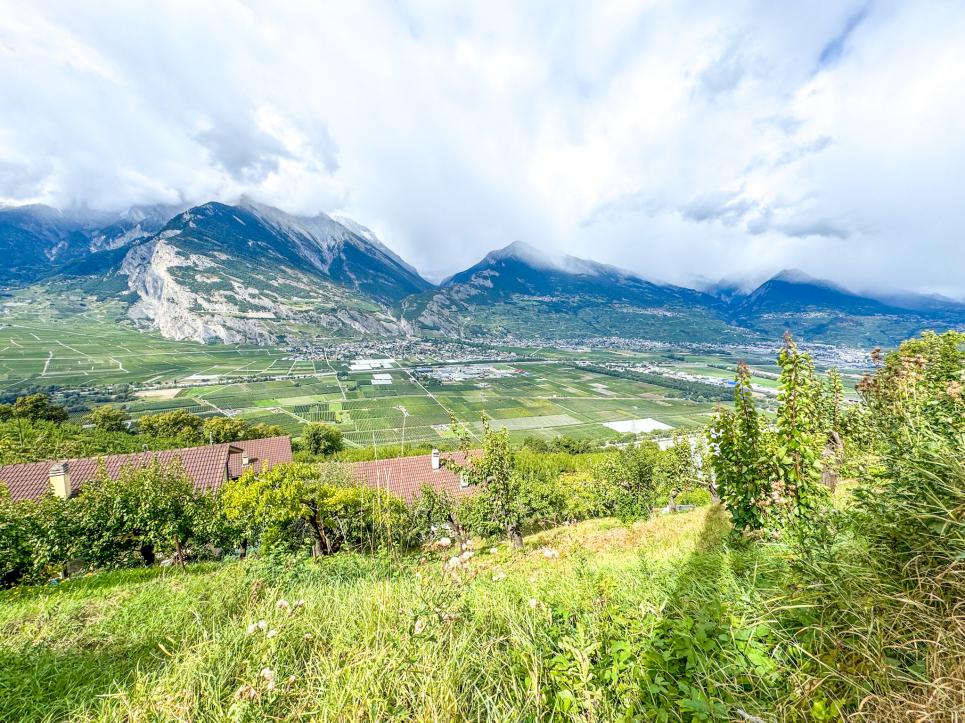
[276,599,290,612]
[256,619,267,631]
[235,683,258,701]
[528,598,540,609]
[266,628,278,639]
[436,536,452,548]
[492,571,506,582]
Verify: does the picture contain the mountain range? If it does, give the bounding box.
[1,201,962,347]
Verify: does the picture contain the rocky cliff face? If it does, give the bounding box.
[118,202,421,345]
[122,232,275,344]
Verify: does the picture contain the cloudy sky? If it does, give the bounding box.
[1,1,963,295]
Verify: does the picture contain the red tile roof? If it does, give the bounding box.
[0,436,292,502]
[349,451,475,504]
[227,437,294,479]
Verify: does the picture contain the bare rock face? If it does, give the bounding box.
[117,203,421,345]
[123,233,279,344]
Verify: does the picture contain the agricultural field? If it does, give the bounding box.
[0,289,803,449]
[120,361,720,448]
[0,289,289,391]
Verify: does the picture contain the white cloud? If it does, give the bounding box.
[0,0,963,296]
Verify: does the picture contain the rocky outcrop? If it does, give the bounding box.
[120,228,408,345]
[122,233,278,344]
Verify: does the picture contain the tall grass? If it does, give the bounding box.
[3,479,962,720]
[0,506,792,722]
[757,435,965,721]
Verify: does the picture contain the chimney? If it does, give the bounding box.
[431,449,440,470]
[49,463,71,499]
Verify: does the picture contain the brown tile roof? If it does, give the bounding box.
[227,437,294,479]
[349,451,476,504]
[0,436,292,502]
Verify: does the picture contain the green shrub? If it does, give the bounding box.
[11,393,69,423]
[0,488,38,584]
[220,462,408,555]
[595,442,661,521]
[83,405,130,432]
[676,487,712,507]
[138,409,204,444]
[301,423,344,456]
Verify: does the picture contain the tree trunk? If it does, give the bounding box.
[709,480,721,504]
[174,537,185,567]
[140,543,156,566]
[507,523,524,550]
[821,431,845,492]
[308,521,325,556]
[239,539,248,559]
[667,490,678,513]
[305,513,333,556]
[448,514,468,545]
[311,537,325,557]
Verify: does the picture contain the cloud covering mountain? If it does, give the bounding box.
[1,1,963,296]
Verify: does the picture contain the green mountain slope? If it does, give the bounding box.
[402,242,746,343]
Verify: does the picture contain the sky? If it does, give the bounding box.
[1,1,964,296]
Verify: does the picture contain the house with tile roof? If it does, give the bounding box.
[0,436,293,502]
[349,449,475,504]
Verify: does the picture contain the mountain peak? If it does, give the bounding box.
[768,268,854,296]
[486,240,548,265]
[477,241,639,281]
[772,268,812,283]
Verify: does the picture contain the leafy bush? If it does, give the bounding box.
[772,333,828,519]
[595,442,661,521]
[710,335,833,533]
[676,487,712,506]
[220,462,408,555]
[522,435,593,454]
[138,409,205,443]
[0,487,37,585]
[0,460,220,583]
[409,485,465,545]
[852,331,965,574]
[83,405,130,432]
[10,393,69,423]
[301,423,344,456]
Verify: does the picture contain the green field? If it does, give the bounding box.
[120,362,719,448]
[0,290,290,391]
[1,290,738,447]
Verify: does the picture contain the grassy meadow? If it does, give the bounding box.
[1,505,794,722]
[7,497,950,722]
